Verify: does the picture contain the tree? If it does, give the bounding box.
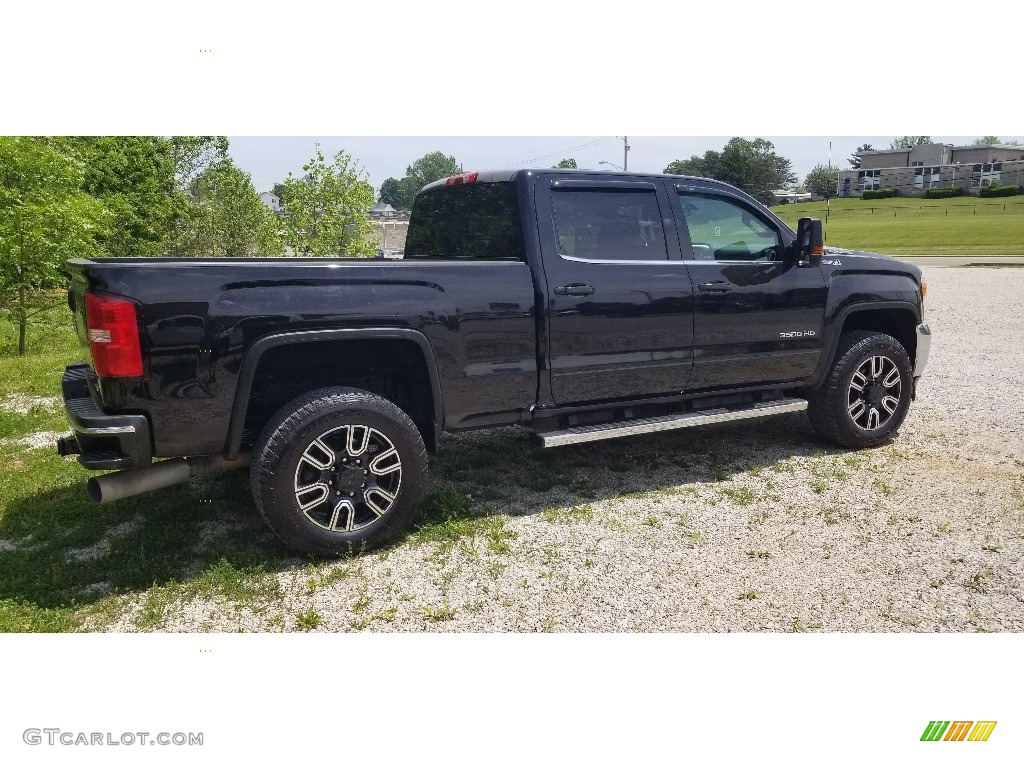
[848,143,874,168]
[665,150,720,178]
[889,136,932,149]
[379,177,412,210]
[664,139,794,203]
[61,136,178,257]
[168,161,283,257]
[973,136,1000,145]
[403,151,461,196]
[271,182,287,207]
[554,158,577,169]
[804,164,840,199]
[280,147,377,257]
[0,137,105,354]
[171,136,229,188]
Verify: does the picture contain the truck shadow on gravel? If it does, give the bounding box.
[0,412,847,620]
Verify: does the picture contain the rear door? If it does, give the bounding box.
[535,176,694,405]
[670,183,827,390]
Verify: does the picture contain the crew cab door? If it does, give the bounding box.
[670,183,826,391]
[536,176,693,405]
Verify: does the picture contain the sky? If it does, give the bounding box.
[226,136,1024,196]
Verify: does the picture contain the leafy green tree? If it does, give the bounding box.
[403,151,461,196]
[60,136,178,257]
[0,137,105,354]
[168,161,283,257]
[889,136,932,149]
[973,136,1001,145]
[804,164,840,199]
[554,158,577,169]
[848,143,873,168]
[379,177,412,209]
[280,147,377,257]
[665,151,720,178]
[171,136,229,187]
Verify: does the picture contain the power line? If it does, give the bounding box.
[478,136,619,170]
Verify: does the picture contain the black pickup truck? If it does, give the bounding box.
[57,169,931,554]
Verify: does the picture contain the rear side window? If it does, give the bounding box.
[552,188,668,261]
[404,182,523,260]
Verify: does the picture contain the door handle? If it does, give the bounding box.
[555,283,596,296]
[698,280,731,293]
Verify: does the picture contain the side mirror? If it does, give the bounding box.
[795,217,824,266]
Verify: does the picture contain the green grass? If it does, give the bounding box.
[770,195,1024,255]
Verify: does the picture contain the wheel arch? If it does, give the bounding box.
[224,328,444,460]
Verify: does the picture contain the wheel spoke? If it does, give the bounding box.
[871,356,884,379]
[328,498,356,531]
[850,371,868,392]
[882,367,901,388]
[346,425,370,457]
[295,482,329,511]
[848,400,866,422]
[369,447,401,475]
[364,487,396,517]
[867,407,881,430]
[881,395,899,415]
[301,438,335,470]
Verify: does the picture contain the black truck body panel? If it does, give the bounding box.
[60,169,927,470]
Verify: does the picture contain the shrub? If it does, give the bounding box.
[862,188,896,200]
[924,187,962,199]
[978,184,1020,198]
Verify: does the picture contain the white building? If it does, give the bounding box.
[260,191,282,213]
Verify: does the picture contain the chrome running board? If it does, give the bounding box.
[533,398,808,448]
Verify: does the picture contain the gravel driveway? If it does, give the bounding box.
[104,267,1024,632]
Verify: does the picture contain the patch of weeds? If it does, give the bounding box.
[821,506,851,526]
[747,511,769,529]
[874,479,895,496]
[185,558,282,608]
[810,480,827,494]
[642,515,661,527]
[135,588,174,630]
[539,616,556,633]
[352,585,372,614]
[981,541,1003,554]
[295,608,322,631]
[421,601,457,622]
[719,486,755,506]
[541,504,593,524]
[937,520,953,534]
[964,567,995,593]
[737,590,762,601]
[351,606,398,630]
[584,558,595,568]
[487,561,506,579]
[929,578,944,589]
[746,550,772,560]
[789,618,808,633]
[483,518,517,554]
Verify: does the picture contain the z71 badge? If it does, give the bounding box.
[779,330,817,338]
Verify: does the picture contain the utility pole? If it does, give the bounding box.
[623,136,630,171]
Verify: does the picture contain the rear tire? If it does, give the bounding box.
[250,387,427,556]
[807,330,913,449]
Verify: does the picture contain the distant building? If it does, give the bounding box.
[260,191,282,213]
[838,143,1024,197]
[771,190,813,205]
[369,201,397,219]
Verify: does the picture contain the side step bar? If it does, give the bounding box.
[533,398,808,448]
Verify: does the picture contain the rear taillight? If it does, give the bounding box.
[445,172,478,186]
[85,293,143,378]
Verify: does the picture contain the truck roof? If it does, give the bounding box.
[418,168,714,194]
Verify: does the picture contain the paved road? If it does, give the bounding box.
[900,256,1024,266]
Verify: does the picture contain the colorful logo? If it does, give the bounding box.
[921,721,997,742]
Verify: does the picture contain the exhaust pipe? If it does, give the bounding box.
[88,454,251,504]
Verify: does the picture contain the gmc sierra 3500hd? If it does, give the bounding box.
[56,169,931,555]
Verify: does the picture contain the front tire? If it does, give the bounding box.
[250,388,427,556]
[807,330,913,449]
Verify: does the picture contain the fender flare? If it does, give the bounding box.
[223,328,444,459]
[807,300,920,391]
